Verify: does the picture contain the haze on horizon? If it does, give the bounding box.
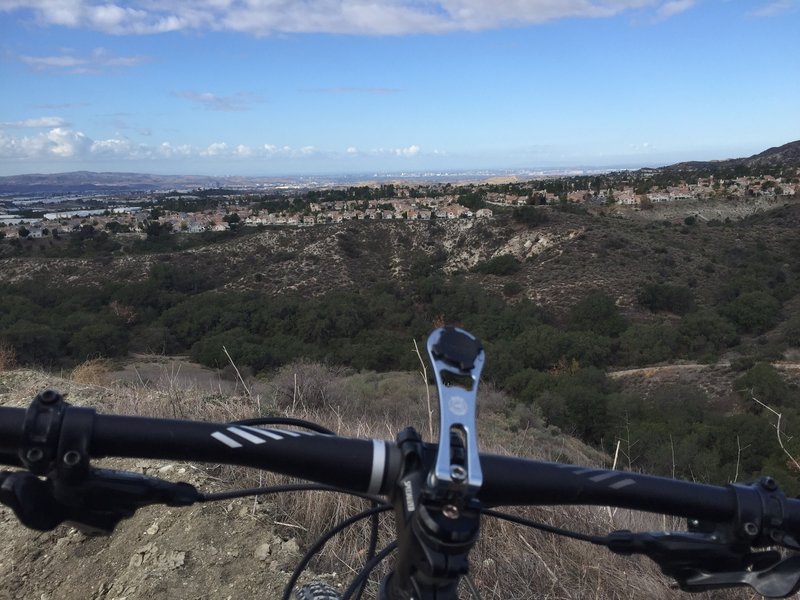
[1,0,798,178]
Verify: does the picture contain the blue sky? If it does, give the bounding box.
[1,0,798,176]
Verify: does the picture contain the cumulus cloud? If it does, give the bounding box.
[395,144,420,157]
[174,91,262,111]
[235,144,252,157]
[202,142,229,156]
[0,1,697,36]
[45,127,93,157]
[361,145,423,157]
[17,47,151,74]
[0,123,416,164]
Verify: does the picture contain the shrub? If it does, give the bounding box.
[619,324,679,365]
[678,310,738,355]
[502,281,523,297]
[567,290,627,337]
[782,316,800,347]
[475,254,521,276]
[512,205,549,226]
[637,283,695,315]
[721,291,781,333]
[735,363,790,408]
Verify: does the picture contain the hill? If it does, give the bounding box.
[665,139,800,171]
[1,140,799,193]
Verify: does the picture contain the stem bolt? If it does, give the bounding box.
[38,390,60,405]
[63,450,82,467]
[743,522,759,537]
[450,465,467,483]
[442,504,460,519]
[25,447,44,463]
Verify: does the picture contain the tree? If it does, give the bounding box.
[736,363,790,408]
[17,226,30,239]
[637,283,694,315]
[144,220,173,238]
[567,290,627,337]
[721,291,781,333]
[475,254,521,276]
[512,205,548,226]
[223,213,241,229]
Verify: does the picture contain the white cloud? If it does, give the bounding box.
[158,142,193,157]
[655,0,695,20]
[17,47,151,74]
[395,145,421,157]
[202,142,229,156]
[90,136,152,157]
[174,90,261,111]
[0,124,418,164]
[235,144,253,157]
[46,127,92,157]
[1,116,68,128]
[0,1,694,36]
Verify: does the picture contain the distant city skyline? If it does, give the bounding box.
[1,0,798,176]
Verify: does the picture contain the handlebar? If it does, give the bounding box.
[3,368,800,599]
[0,401,795,535]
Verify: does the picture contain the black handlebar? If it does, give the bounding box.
[1,402,797,539]
[5,390,800,599]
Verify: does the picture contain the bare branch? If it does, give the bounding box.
[413,338,434,441]
[750,391,800,474]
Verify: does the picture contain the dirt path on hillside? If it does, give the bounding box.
[609,361,800,379]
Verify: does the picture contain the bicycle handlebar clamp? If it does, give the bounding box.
[427,326,485,496]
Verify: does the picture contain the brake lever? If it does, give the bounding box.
[678,554,800,598]
[426,326,485,495]
[607,529,800,598]
[0,468,200,534]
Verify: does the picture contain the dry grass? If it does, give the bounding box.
[70,358,113,385]
[52,360,746,599]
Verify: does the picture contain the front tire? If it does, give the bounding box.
[295,582,341,600]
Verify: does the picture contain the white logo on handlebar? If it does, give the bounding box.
[403,480,415,512]
[448,396,468,416]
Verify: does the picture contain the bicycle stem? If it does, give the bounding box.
[381,327,485,600]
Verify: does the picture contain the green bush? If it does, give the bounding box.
[475,254,521,276]
[637,283,695,315]
[782,316,800,347]
[512,205,549,226]
[735,363,790,408]
[502,281,523,297]
[678,310,738,355]
[567,290,627,337]
[619,324,679,365]
[721,291,781,333]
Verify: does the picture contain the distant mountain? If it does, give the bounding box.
[664,140,800,172]
[2,141,799,193]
